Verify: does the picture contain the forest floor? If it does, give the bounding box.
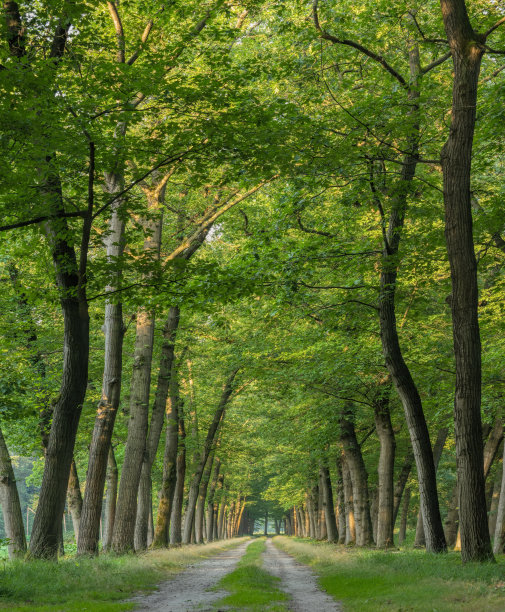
[3,535,505,610]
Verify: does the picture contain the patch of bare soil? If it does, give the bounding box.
[130,539,253,612]
[263,539,342,612]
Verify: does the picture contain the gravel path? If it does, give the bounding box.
[263,539,342,611]
[130,539,253,612]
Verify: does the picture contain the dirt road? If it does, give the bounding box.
[130,537,341,611]
[263,539,342,611]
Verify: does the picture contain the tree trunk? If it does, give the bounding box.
[319,464,338,543]
[152,362,181,548]
[342,457,356,545]
[398,487,411,545]
[489,460,502,537]
[111,213,162,554]
[218,497,227,540]
[414,427,448,548]
[29,185,90,559]
[78,192,125,556]
[377,39,446,554]
[483,420,504,479]
[170,408,186,546]
[439,0,493,562]
[448,421,502,548]
[195,451,216,543]
[340,407,373,546]
[493,442,505,554]
[392,451,413,528]
[0,424,27,559]
[67,459,82,543]
[335,456,346,544]
[182,369,239,544]
[103,446,118,551]
[374,383,396,548]
[135,306,180,551]
[206,459,221,542]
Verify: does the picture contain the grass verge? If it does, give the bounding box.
[273,536,505,612]
[0,538,249,612]
[212,537,289,611]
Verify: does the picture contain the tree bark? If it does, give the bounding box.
[170,406,186,546]
[392,451,413,528]
[489,460,502,537]
[205,459,221,542]
[319,464,338,542]
[342,457,356,544]
[103,446,118,551]
[0,424,27,558]
[335,455,346,544]
[398,487,411,545]
[29,199,90,559]
[195,451,216,543]
[78,191,126,556]
[152,361,181,548]
[340,407,373,546]
[414,427,448,548]
[439,0,493,562]
[182,369,239,544]
[111,214,162,554]
[376,37,446,554]
[67,459,82,543]
[135,306,180,551]
[493,442,505,554]
[374,382,395,548]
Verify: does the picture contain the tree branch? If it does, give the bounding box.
[313,0,407,88]
[107,1,125,63]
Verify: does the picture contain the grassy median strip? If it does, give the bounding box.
[0,538,250,612]
[212,538,289,611]
[273,536,505,612]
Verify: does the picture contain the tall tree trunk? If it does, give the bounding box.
[414,427,448,548]
[489,460,502,537]
[392,451,413,528]
[342,457,356,545]
[319,464,338,543]
[340,407,373,546]
[217,492,227,540]
[103,446,118,551]
[170,408,186,546]
[67,459,83,543]
[78,192,126,556]
[374,382,396,548]
[195,451,216,543]
[135,306,180,551]
[29,195,90,559]
[335,455,346,544]
[439,0,492,562]
[182,369,239,544]
[398,487,411,545]
[206,459,221,542]
[152,362,181,548]
[493,442,505,554]
[0,424,27,559]
[377,39,446,554]
[446,420,503,548]
[111,215,162,554]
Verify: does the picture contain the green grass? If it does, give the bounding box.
[212,538,289,611]
[273,536,505,612]
[0,538,250,611]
